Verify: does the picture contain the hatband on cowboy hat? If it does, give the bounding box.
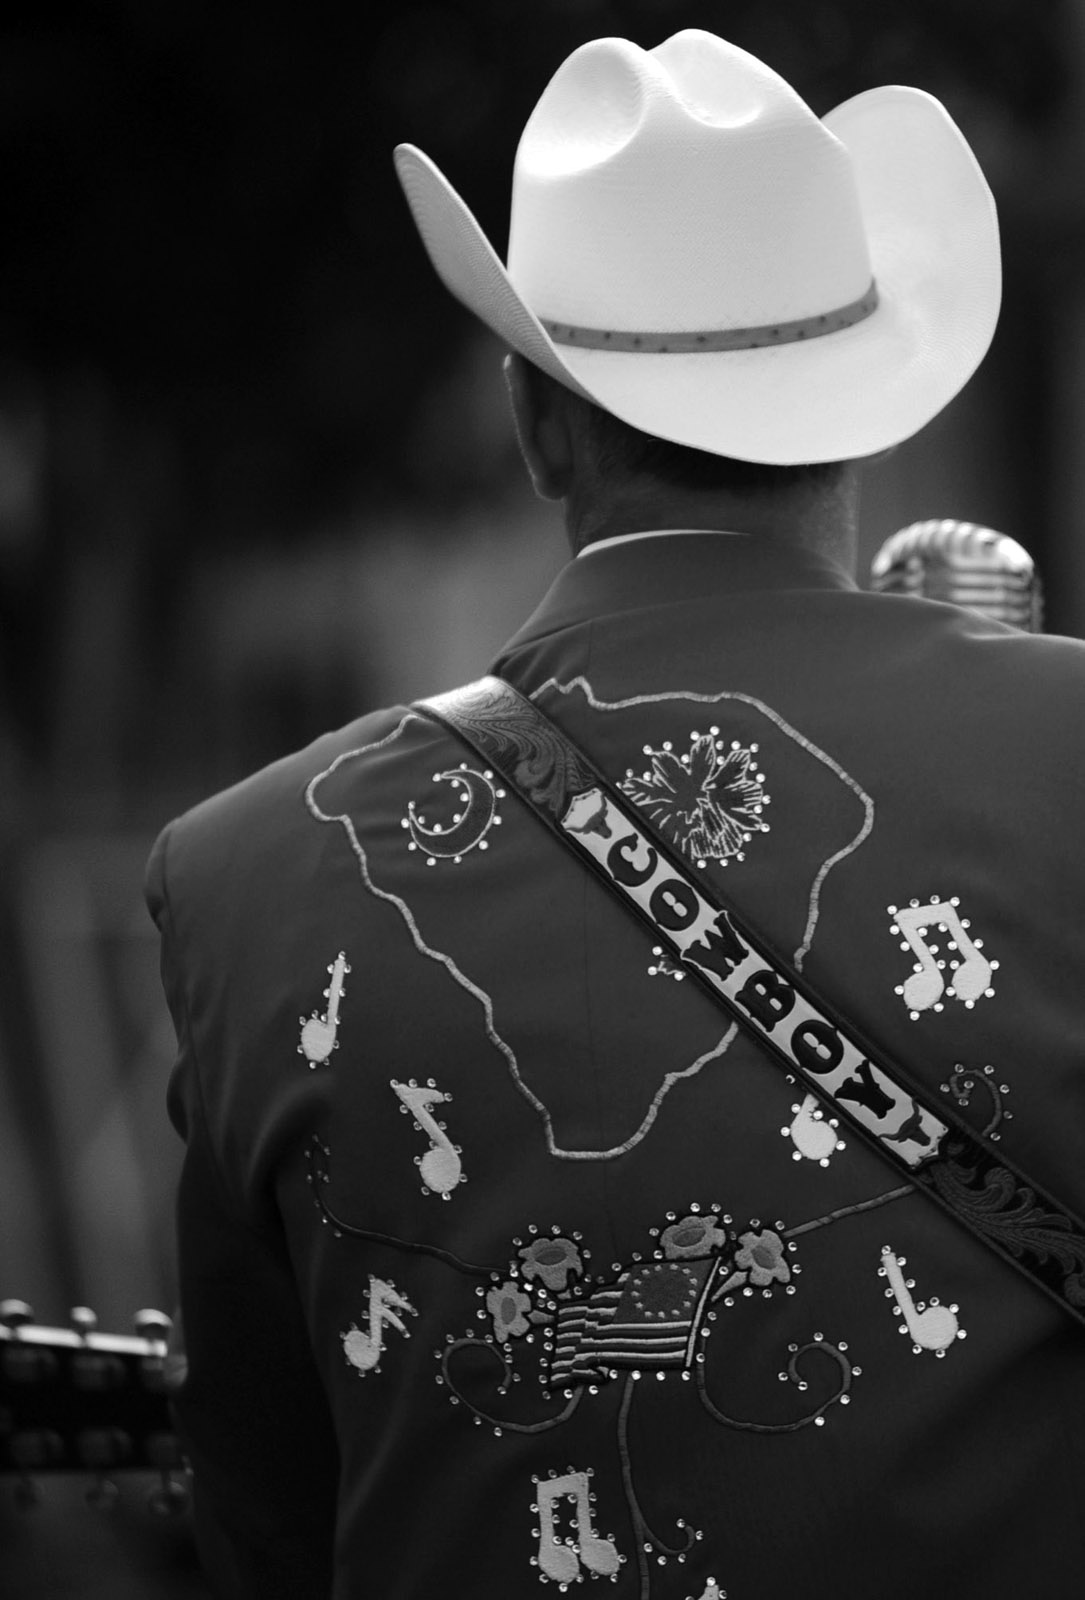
[394,29,1000,465]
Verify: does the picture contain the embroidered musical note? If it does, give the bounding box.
[879,1247,964,1355]
[783,1093,844,1166]
[887,898,997,1017]
[341,1276,417,1375]
[692,1583,726,1600]
[532,1469,621,1585]
[391,1079,464,1197]
[299,951,351,1066]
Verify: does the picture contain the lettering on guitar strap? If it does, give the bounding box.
[563,789,947,1170]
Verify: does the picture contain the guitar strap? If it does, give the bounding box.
[413,674,1085,1334]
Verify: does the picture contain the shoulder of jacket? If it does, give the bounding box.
[890,598,1085,705]
[150,702,412,905]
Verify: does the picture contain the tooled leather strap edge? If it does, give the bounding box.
[412,675,1085,1333]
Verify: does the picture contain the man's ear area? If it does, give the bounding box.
[504,352,576,501]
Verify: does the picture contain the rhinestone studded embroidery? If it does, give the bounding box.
[403,763,505,865]
[887,897,998,1018]
[619,729,769,868]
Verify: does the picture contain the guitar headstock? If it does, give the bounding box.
[0,1298,189,1514]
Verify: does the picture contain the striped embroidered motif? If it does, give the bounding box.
[550,1257,720,1385]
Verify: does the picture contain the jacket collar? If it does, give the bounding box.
[498,529,858,656]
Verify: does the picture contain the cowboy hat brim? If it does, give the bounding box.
[394,84,999,465]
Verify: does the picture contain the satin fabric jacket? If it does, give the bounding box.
[147,532,1085,1600]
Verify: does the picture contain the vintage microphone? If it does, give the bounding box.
[869,518,1043,632]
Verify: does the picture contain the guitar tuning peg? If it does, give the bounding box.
[77,1427,128,1511]
[70,1306,98,1339]
[146,1429,190,1517]
[0,1298,34,1329]
[133,1309,172,1343]
[146,1473,191,1518]
[85,1476,121,1514]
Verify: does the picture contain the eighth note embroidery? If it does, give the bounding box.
[391,1078,465,1198]
[887,897,998,1018]
[878,1246,966,1356]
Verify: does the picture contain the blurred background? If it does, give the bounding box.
[0,0,1083,1591]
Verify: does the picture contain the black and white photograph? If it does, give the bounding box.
[1,4,1083,1596]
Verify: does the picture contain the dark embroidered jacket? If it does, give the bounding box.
[147,533,1085,1600]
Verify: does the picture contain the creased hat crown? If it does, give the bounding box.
[394,28,1000,463]
[510,31,873,333]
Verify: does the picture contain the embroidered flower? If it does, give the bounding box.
[661,1214,728,1260]
[620,731,768,863]
[734,1228,790,1287]
[486,1280,532,1341]
[518,1236,582,1291]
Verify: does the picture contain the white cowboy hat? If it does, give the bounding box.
[394,29,1000,465]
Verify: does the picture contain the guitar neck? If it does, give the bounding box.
[0,1306,183,1483]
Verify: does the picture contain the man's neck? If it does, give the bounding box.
[565,470,861,574]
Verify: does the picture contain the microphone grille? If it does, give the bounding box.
[870,518,1042,632]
